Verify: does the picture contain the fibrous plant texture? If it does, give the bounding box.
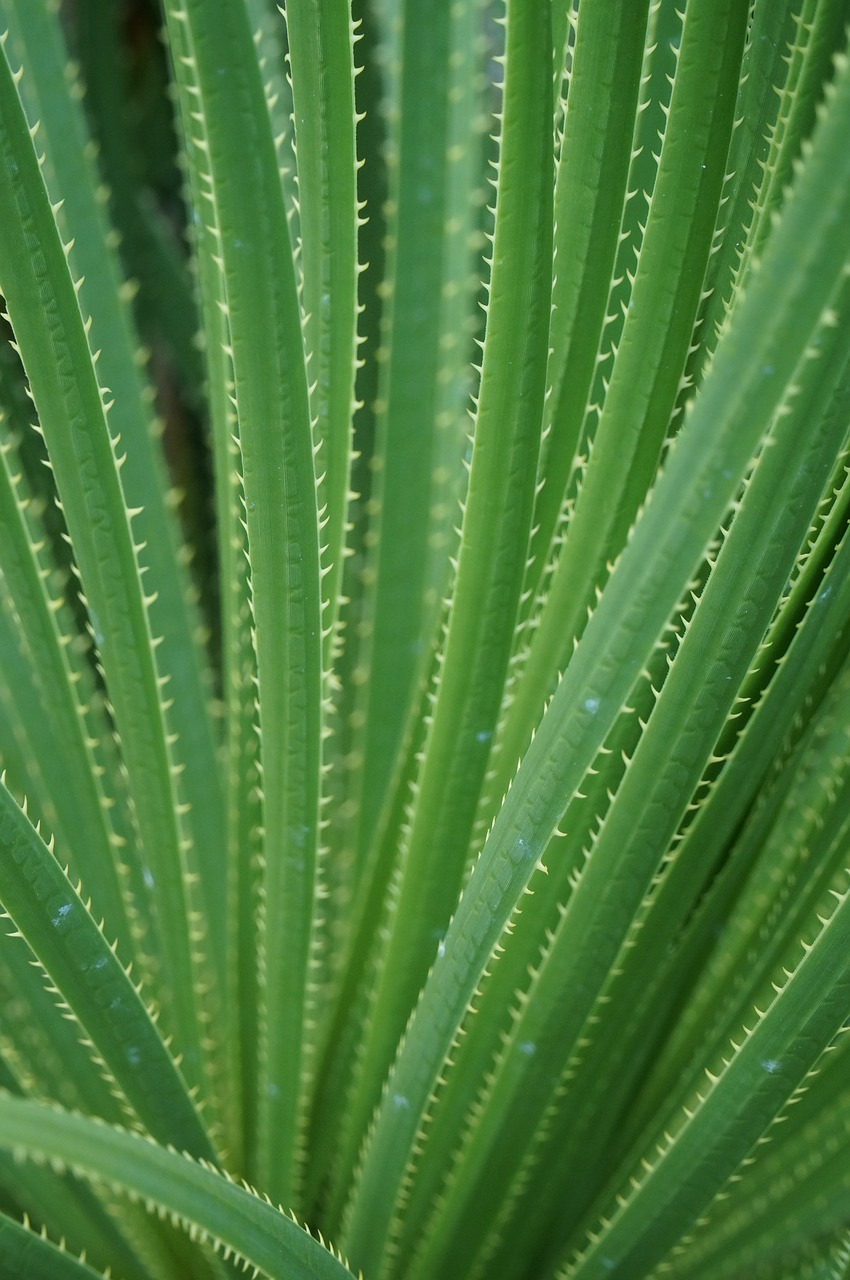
[1,1,850,1277]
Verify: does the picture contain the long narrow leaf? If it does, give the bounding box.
[0,1095,355,1280]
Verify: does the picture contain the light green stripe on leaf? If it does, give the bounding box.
[346,0,485,868]
[161,0,258,1174]
[286,1,359,647]
[161,0,325,1207]
[331,0,554,1228]
[526,0,650,603]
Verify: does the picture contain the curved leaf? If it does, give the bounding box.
[0,1096,355,1280]
[0,779,215,1163]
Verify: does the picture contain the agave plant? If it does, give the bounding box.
[0,0,849,1276]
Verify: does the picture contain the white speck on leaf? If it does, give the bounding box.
[583,697,600,714]
[51,903,72,927]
